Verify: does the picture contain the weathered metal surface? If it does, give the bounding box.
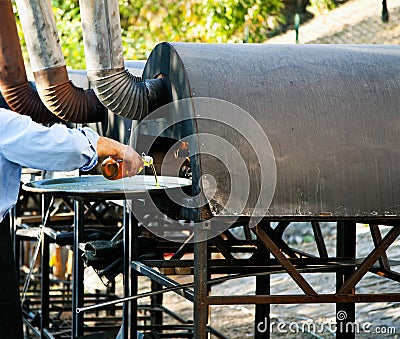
[79,0,124,71]
[15,0,65,71]
[143,42,400,218]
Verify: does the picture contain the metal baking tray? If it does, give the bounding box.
[23,175,192,199]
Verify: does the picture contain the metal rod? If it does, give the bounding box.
[253,225,317,295]
[72,198,85,338]
[194,238,209,339]
[208,293,400,304]
[311,221,328,258]
[337,225,400,294]
[76,281,196,313]
[77,266,300,313]
[370,224,390,270]
[336,221,356,339]
[132,261,195,302]
[254,271,270,339]
[41,195,51,336]
[168,233,194,260]
[75,259,400,314]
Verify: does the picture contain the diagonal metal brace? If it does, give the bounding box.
[337,225,400,295]
[253,225,317,296]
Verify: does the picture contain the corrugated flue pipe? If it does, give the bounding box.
[0,0,59,123]
[79,0,170,120]
[14,0,106,123]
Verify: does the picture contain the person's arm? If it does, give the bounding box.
[0,108,142,176]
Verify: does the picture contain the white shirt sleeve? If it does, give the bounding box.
[0,108,99,171]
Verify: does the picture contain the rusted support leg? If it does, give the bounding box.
[253,225,317,296]
[40,195,51,336]
[124,201,138,339]
[210,235,235,260]
[273,221,290,240]
[194,230,209,338]
[336,221,356,339]
[369,224,390,270]
[260,222,299,259]
[150,281,163,328]
[254,232,271,339]
[311,222,328,258]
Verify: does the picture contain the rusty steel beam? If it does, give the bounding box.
[311,221,329,258]
[207,293,400,305]
[370,224,391,270]
[337,225,400,295]
[253,225,317,296]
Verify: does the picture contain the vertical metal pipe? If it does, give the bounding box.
[336,221,356,339]
[40,195,51,336]
[124,201,138,338]
[79,0,170,120]
[14,0,64,71]
[255,275,270,339]
[194,238,209,338]
[72,199,85,337]
[79,0,124,72]
[150,281,163,327]
[254,222,271,339]
[14,0,106,123]
[0,0,58,123]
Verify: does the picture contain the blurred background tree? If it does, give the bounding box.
[12,0,337,70]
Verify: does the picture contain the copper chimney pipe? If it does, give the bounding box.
[0,0,58,123]
[14,0,107,123]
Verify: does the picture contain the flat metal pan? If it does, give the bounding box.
[22,175,192,199]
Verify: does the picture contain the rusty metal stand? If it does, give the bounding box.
[76,217,400,337]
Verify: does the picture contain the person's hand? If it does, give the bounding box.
[97,136,143,177]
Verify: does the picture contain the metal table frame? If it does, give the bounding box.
[124,216,400,339]
[18,192,125,338]
[22,178,400,338]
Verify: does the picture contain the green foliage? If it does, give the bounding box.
[15,0,285,69]
[120,0,285,59]
[308,0,337,13]
[52,0,86,69]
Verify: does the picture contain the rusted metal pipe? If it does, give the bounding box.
[80,0,170,120]
[14,0,106,123]
[0,0,58,123]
